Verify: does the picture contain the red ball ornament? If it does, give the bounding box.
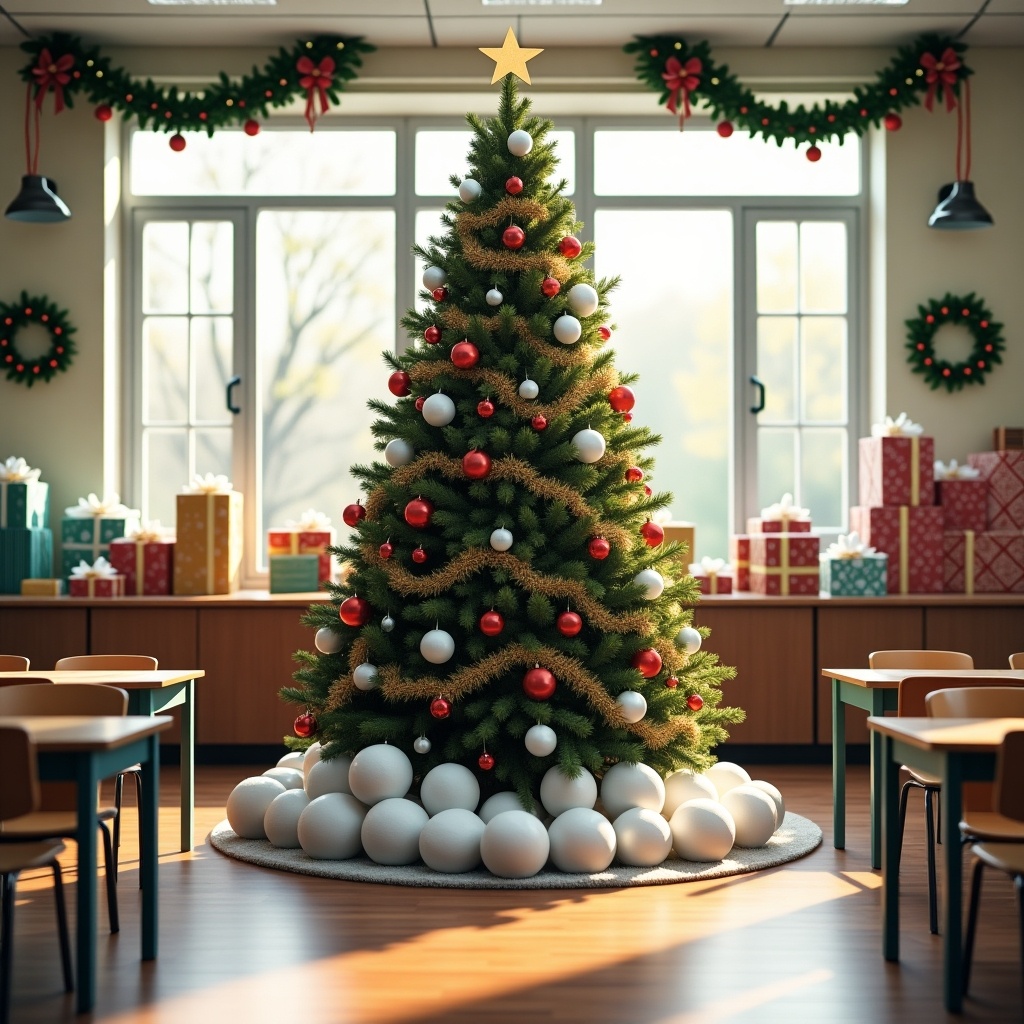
[479,610,505,636]
[478,751,496,770]
[423,325,442,344]
[608,385,635,412]
[541,277,561,297]
[342,502,366,527]
[477,398,495,418]
[451,340,480,369]
[884,112,902,132]
[631,647,663,678]
[523,666,557,701]
[597,326,612,341]
[665,676,679,689]
[687,693,705,712]
[556,610,583,637]
[716,120,734,138]
[169,134,186,152]
[339,596,371,627]
[559,236,582,259]
[625,466,644,483]
[388,370,411,396]
[640,520,665,547]
[588,536,611,560]
[379,541,393,559]
[293,712,317,738]
[643,485,653,497]
[463,450,492,479]
[95,104,113,122]
[415,396,426,411]
[430,696,452,719]
[431,286,449,302]
[503,225,526,250]
[531,415,548,431]
[622,412,633,423]
[505,176,524,195]
[806,145,822,163]
[243,119,261,137]
[411,546,428,564]
[404,497,434,528]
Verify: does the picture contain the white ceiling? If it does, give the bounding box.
[1,0,1022,49]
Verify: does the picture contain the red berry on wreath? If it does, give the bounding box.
[503,225,526,249]
[884,113,902,132]
[625,466,644,483]
[463,450,492,479]
[541,276,561,297]
[432,287,448,302]
[293,711,318,738]
[941,306,949,315]
[339,595,371,627]
[342,502,365,527]
[631,647,663,678]
[424,325,441,344]
[556,610,582,637]
[531,415,548,431]
[479,610,504,636]
[169,133,186,152]
[559,236,582,259]
[641,520,665,547]
[926,314,935,324]
[478,752,495,770]
[404,497,434,528]
[95,104,113,122]
[451,340,480,368]
[430,696,452,719]
[588,536,611,560]
[716,120,734,138]
[415,396,426,411]
[388,370,411,396]
[665,676,679,689]
[412,546,428,564]
[477,398,495,418]
[687,693,704,712]
[505,176,524,195]
[244,119,261,137]
[523,665,557,701]
[608,385,635,412]
[806,145,821,163]
[379,541,393,559]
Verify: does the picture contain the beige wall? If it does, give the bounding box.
[0,42,1019,525]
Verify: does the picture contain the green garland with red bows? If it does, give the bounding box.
[1,293,76,388]
[625,32,970,159]
[18,32,373,144]
[905,293,1004,393]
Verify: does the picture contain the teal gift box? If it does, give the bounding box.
[0,479,49,529]
[61,516,138,578]
[269,554,321,593]
[819,553,888,597]
[0,527,54,593]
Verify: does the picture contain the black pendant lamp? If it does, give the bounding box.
[928,78,991,230]
[5,80,71,224]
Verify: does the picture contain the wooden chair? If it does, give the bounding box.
[0,677,52,689]
[1010,652,1024,669]
[869,649,974,670]
[0,683,129,934]
[0,726,73,1024]
[0,656,29,672]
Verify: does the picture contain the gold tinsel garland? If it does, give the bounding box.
[458,196,551,232]
[457,228,574,280]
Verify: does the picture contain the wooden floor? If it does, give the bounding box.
[5,764,1022,1023]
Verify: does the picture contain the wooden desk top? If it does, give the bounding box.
[0,715,173,750]
[0,669,205,689]
[823,668,1024,688]
[867,716,1024,752]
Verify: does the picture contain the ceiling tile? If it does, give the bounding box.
[973,0,1024,11]
[774,13,969,46]
[521,15,782,47]
[961,12,1024,42]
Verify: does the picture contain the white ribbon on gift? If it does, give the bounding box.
[0,456,41,482]
[127,520,169,544]
[286,508,332,531]
[652,509,674,526]
[689,556,728,577]
[934,458,981,481]
[70,556,120,579]
[760,492,810,522]
[825,531,877,560]
[64,492,140,519]
[871,412,924,437]
[182,473,233,494]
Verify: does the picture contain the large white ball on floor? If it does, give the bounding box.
[314,626,343,654]
[669,798,736,862]
[384,438,415,468]
[276,751,305,772]
[422,392,456,427]
[302,741,322,779]
[419,808,486,872]
[352,662,379,691]
[614,808,673,866]
[305,754,354,800]
[518,378,540,400]
[263,789,310,849]
[422,266,447,291]
[480,810,549,878]
[489,527,513,551]
[549,807,617,873]
[420,628,455,665]
[227,777,286,839]
[553,314,583,345]
[420,762,480,815]
[567,283,599,317]
[485,288,503,307]
[539,765,598,817]
[458,177,482,202]
[571,428,606,464]
[615,690,648,724]
[721,784,778,848]
[507,129,533,157]
[663,770,718,819]
[675,626,702,654]
[262,767,304,790]
[704,761,752,799]
[633,568,665,600]
[479,791,538,823]
[297,793,366,859]
[361,798,429,865]
[347,744,413,806]
[748,780,785,826]
[525,723,557,757]
[600,762,665,819]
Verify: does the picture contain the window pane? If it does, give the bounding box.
[143,429,188,526]
[142,222,189,314]
[800,317,847,423]
[195,427,232,480]
[191,318,233,424]
[756,222,798,314]
[801,428,846,530]
[758,428,797,511]
[131,130,397,196]
[757,317,798,423]
[414,208,446,313]
[190,222,234,314]
[595,209,732,560]
[142,317,189,423]
[800,222,847,313]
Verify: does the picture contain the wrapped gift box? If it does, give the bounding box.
[267,513,335,585]
[819,553,888,597]
[661,521,695,568]
[688,560,733,595]
[748,534,820,596]
[60,495,140,579]
[109,534,175,596]
[849,505,944,594]
[20,578,64,596]
[69,574,125,598]
[935,478,988,533]
[173,479,243,595]
[729,535,751,591]
[0,527,53,593]
[0,478,49,529]
[859,435,935,507]
[968,451,1024,530]
[269,554,321,593]
[943,530,1024,594]
[747,516,812,535]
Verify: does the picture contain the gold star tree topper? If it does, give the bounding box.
[479,27,544,85]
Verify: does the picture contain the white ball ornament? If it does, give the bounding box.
[549,807,617,873]
[539,765,598,817]
[749,780,785,826]
[420,762,480,815]
[571,428,606,464]
[633,568,665,600]
[347,744,414,806]
[302,741,322,779]
[676,626,702,654]
[721,784,778,848]
[485,288,504,307]
[507,129,533,157]
[381,615,395,632]
[277,750,305,772]
[553,314,583,346]
[352,662,379,691]
[422,393,456,427]
[663,770,718,819]
[314,627,343,654]
[518,378,540,400]
[670,798,736,862]
[420,628,455,665]
[361,798,429,865]
[600,762,665,819]
[226,777,286,839]
[419,808,486,873]
[525,723,557,757]
[422,266,447,291]
[479,791,538,823]
[613,807,673,867]
[489,527,514,552]
[297,793,366,859]
[480,810,550,879]
[384,438,415,468]
[704,761,752,799]
[567,283,599,317]
[413,735,432,755]
[615,690,648,724]
[458,177,482,203]
[263,789,310,849]
[305,754,354,800]
[262,767,304,790]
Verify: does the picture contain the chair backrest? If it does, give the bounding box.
[870,649,974,670]
[0,726,39,822]
[0,654,30,671]
[996,731,1024,823]
[54,654,158,671]
[926,686,1024,719]
[0,676,53,688]
[1010,652,1024,670]
[0,682,128,716]
[898,675,1023,717]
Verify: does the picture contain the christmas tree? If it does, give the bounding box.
[283,71,742,810]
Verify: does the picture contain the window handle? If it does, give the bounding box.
[226,375,242,415]
[749,375,765,415]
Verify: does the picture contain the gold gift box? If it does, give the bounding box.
[173,491,244,595]
[661,522,696,567]
[20,578,65,596]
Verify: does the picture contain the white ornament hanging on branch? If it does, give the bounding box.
[422,266,447,291]
[633,568,665,600]
[507,130,533,156]
[489,527,514,551]
[616,690,648,723]
[314,627,343,654]
[485,288,504,306]
[420,628,455,665]
[525,723,557,757]
[352,662,379,691]
[567,283,599,317]
[553,314,582,345]
[384,438,414,467]
[458,178,482,203]
[518,378,540,400]
[571,428,606,464]
[676,626,702,654]
[422,393,456,427]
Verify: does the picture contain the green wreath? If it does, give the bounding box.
[905,293,1004,393]
[0,292,77,387]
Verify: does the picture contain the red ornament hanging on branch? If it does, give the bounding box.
[404,496,434,528]
[388,370,411,396]
[339,595,371,627]
[588,536,611,560]
[411,546,428,564]
[640,520,665,547]
[293,711,318,738]
[379,540,393,559]
[430,696,452,719]
[95,104,113,122]
[541,276,561,297]
[463,450,492,479]
[559,236,582,259]
[169,133,186,152]
[244,119,261,136]
[505,176,524,195]
[608,385,635,412]
[687,693,705,712]
[479,610,505,636]
[523,666,557,701]
[342,502,365,527]
[631,647,663,678]
[531,415,548,431]
[451,340,480,368]
[423,325,441,344]
[478,751,495,771]
[477,398,495,419]
[556,610,583,637]
[503,225,526,250]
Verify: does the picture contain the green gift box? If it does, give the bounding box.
[269,554,321,593]
[61,516,138,579]
[0,479,49,529]
[0,527,54,593]
[819,553,888,597]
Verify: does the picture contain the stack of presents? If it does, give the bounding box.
[0,459,339,597]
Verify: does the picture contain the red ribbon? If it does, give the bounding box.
[920,47,961,113]
[31,48,74,114]
[297,55,335,132]
[662,56,702,127]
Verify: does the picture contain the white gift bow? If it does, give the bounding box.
[760,492,810,522]
[183,473,233,494]
[825,531,877,560]
[871,412,924,437]
[690,556,728,577]
[286,509,333,531]
[127,520,169,543]
[0,456,41,482]
[934,459,981,481]
[652,509,674,525]
[64,492,140,518]
[70,556,120,579]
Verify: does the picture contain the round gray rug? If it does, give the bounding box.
[208,811,821,889]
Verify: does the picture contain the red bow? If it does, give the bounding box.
[662,56,702,127]
[296,55,335,132]
[31,48,75,114]
[920,47,961,113]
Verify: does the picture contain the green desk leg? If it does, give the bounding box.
[180,678,194,852]
[882,733,900,963]
[832,678,846,850]
[141,732,159,961]
[75,756,99,1014]
[869,688,888,870]
[940,752,964,1012]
